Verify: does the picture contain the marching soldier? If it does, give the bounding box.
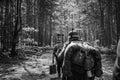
[52,33,63,77]
[62,30,103,80]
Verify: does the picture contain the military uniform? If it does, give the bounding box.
[113,60,120,80]
[62,30,103,80]
[113,40,120,80]
[58,30,79,65]
[52,43,63,62]
[52,42,63,77]
[62,41,103,80]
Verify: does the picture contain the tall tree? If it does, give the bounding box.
[115,0,120,42]
[10,0,22,57]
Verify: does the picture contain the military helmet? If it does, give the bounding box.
[68,30,79,41]
[68,31,78,36]
[56,33,64,43]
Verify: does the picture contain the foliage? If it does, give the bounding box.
[21,26,38,46]
[21,0,58,46]
[52,0,119,49]
[0,0,120,56]
[0,0,22,57]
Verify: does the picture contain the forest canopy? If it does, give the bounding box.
[0,0,120,56]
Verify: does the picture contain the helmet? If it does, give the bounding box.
[69,31,78,36]
[56,33,64,43]
[68,30,79,41]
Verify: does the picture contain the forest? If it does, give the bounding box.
[0,0,120,54]
[0,0,120,80]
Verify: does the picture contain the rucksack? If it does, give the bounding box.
[71,43,95,73]
[71,50,86,66]
[84,52,94,71]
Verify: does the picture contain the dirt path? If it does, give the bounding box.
[101,54,115,80]
[0,52,53,80]
[0,52,115,80]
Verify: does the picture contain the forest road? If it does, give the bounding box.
[0,51,115,80]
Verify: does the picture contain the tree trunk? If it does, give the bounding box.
[106,0,112,47]
[49,15,52,46]
[38,4,43,46]
[10,0,22,57]
[98,0,105,46]
[115,0,120,42]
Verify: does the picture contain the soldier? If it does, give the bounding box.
[52,33,64,64]
[62,30,103,80]
[52,40,63,77]
[58,29,80,65]
[113,39,120,80]
[52,33,65,77]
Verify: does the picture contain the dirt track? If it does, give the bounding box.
[0,51,115,80]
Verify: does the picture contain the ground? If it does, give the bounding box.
[0,50,116,80]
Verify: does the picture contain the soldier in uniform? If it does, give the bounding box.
[52,34,64,77]
[113,39,120,80]
[62,30,103,80]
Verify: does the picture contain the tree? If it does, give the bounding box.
[115,0,120,42]
[10,0,22,57]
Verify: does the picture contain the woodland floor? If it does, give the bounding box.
[0,49,116,80]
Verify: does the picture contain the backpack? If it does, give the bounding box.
[71,50,86,66]
[71,43,95,73]
[84,52,94,71]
